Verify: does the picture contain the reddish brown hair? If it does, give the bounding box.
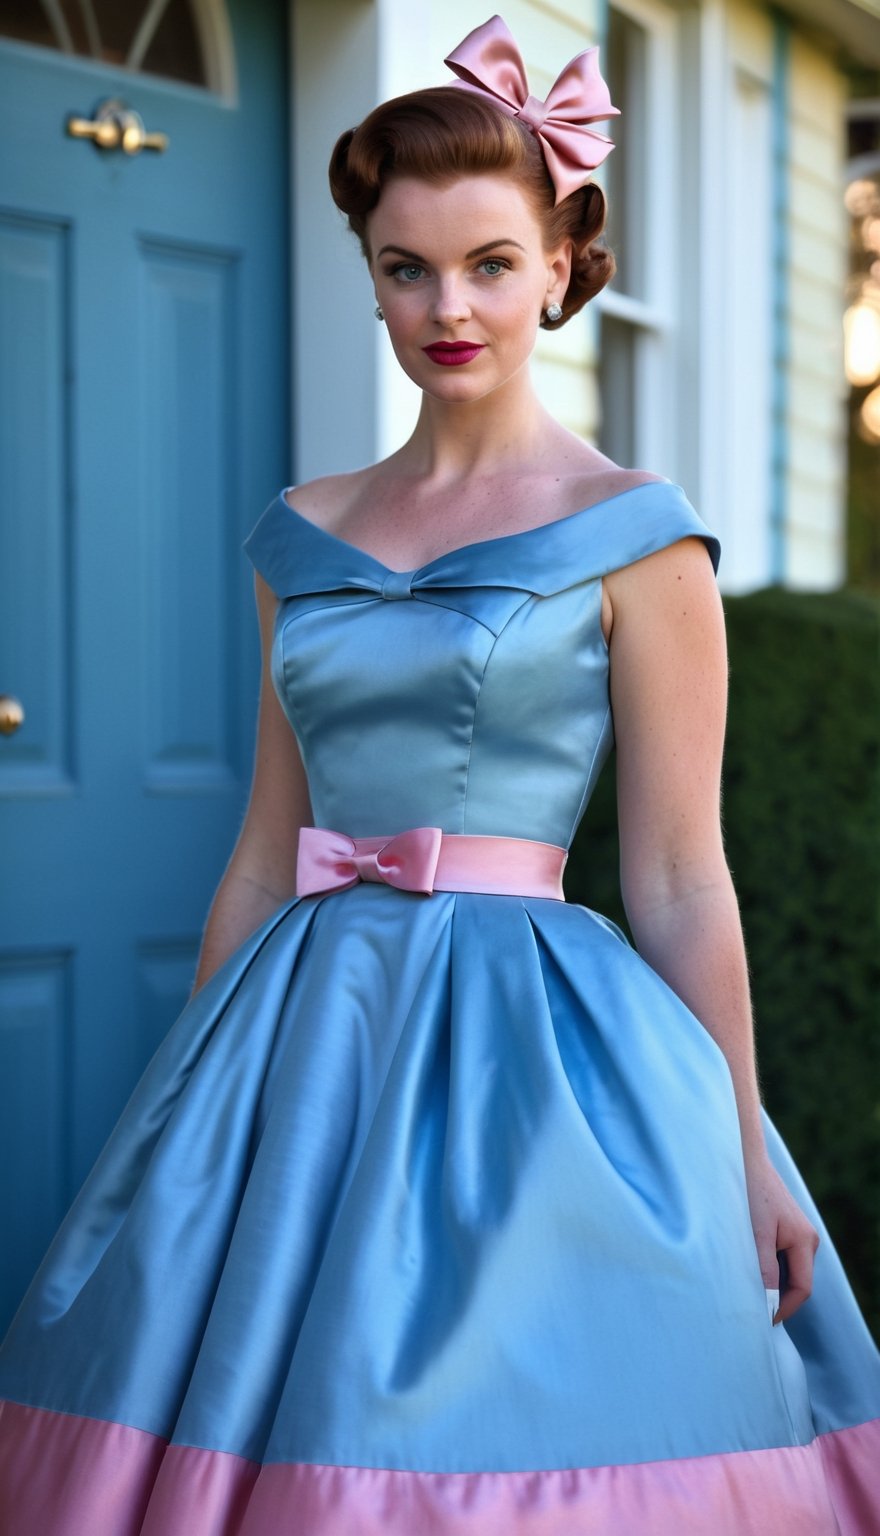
[329,87,615,328]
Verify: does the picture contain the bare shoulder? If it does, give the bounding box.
[605,523,718,599]
[549,435,667,510]
[600,516,719,648]
[603,534,723,653]
[282,465,380,532]
[576,466,667,509]
[610,530,718,590]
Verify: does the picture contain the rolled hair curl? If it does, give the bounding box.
[329,87,615,328]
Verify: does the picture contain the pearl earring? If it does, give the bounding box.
[544,302,563,323]
[374,305,385,321]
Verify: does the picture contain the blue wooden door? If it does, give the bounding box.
[0,0,289,1330]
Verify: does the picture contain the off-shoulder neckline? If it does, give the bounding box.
[278,479,676,578]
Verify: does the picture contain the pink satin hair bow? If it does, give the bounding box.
[444,14,619,204]
[297,826,443,897]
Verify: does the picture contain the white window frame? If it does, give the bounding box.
[695,0,776,592]
[594,0,680,478]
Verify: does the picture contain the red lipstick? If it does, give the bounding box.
[422,342,486,366]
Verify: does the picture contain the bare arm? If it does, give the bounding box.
[191,573,312,994]
[605,537,818,1322]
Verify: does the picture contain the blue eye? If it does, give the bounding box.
[480,259,507,276]
[391,263,425,283]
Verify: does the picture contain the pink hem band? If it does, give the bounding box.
[296,827,568,900]
[1,1400,878,1535]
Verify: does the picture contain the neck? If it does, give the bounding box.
[400,369,558,482]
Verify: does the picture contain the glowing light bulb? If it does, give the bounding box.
[844,303,880,386]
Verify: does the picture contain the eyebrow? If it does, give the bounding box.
[376,238,526,261]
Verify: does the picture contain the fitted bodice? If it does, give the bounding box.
[244,482,720,848]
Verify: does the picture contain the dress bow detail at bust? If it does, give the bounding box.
[444,14,619,204]
[297,826,443,897]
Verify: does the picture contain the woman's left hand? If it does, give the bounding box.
[744,1153,820,1325]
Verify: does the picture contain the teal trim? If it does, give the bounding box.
[770,10,792,583]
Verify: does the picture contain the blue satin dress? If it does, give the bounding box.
[0,481,878,1535]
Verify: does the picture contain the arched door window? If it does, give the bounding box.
[0,0,234,96]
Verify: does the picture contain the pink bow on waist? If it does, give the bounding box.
[297,826,443,897]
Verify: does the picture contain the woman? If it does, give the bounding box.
[1,15,878,1534]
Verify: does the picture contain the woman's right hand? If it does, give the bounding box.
[744,1152,820,1325]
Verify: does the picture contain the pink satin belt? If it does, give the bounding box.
[296,827,567,900]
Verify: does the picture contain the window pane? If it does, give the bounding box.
[88,0,139,66]
[0,0,206,86]
[598,312,636,467]
[141,0,203,85]
[0,0,60,49]
[604,7,648,301]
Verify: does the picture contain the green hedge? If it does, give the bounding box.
[564,586,880,1336]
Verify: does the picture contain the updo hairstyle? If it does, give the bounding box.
[329,87,616,328]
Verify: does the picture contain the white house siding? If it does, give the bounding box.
[785,32,848,588]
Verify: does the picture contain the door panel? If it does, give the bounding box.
[139,239,240,791]
[0,954,72,1301]
[0,0,290,1331]
[0,213,74,795]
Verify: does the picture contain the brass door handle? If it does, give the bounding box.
[67,98,169,155]
[0,695,24,736]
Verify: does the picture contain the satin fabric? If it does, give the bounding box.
[1,1401,876,1536]
[444,14,619,203]
[253,483,719,845]
[296,827,568,898]
[1,480,878,1532]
